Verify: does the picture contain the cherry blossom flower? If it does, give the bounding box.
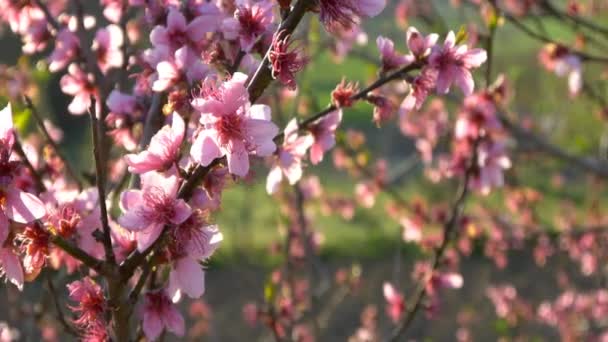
[142,290,185,341]
[60,64,97,115]
[222,0,274,52]
[316,0,387,31]
[0,104,46,246]
[48,29,80,72]
[269,31,308,90]
[308,109,342,165]
[93,24,124,74]
[399,67,438,118]
[152,46,211,92]
[538,44,582,97]
[166,213,223,300]
[106,90,139,151]
[125,112,185,174]
[190,72,279,177]
[331,78,359,108]
[150,7,219,54]
[266,119,314,194]
[383,282,406,323]
[428,31,487,95]
[376,36,411,72]
[471,140,511,195]
[119,171,192,251]
[406,27,438,59]
[67,277,107,333]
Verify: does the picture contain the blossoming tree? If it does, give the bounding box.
[0,0,607,341]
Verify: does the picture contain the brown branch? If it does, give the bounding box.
[499,113,608,178]
[387,139,480,341]
[540,0,608,37]
[23,96,83,190]
[87,100,116,265]
[49,235,112,276]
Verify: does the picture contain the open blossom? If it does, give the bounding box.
[48,29,79,72]
[222,0,274,51]
[150,7,219,54]
[406,27,438,59]
[308,109,342,165]
[471,141,511,195]
[538,44,582,96]
[383,282,406,323]
[376,36,411,72]
[119,171,192,251]
[428,31,487,95]
[93,24,124,74]
[0,104,46,251]
[106,90,139,151]
[67,277,107,337]
[269,32,307,90]
[142,290,185,341]
[153,46,211,92]
[125,112,185,174]
[190,72,279,177]
[266,119,314,194]
[399,67,437,118]
[316,0,387,31]
[60,64,97,115]
[166,213,223,300]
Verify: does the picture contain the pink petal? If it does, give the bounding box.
[136,222,164,252]
[226,140,249,177]
[358,0,386,17]
[266,166,283,194]
[125,151,164,174]
[118,206,153,232]
[174,257,205,298]
[186,16,217,41]
[166,8,187,32]
[68,93,92,115]
[143,310,164,341]
[169,200,191,225]
[5,188,46,223]
[164,305,185,337]
[0,248,24,290]
[0,212,8,245]
[119,190,142,211]
[190,133,222,166]
[0,104,14,146]
[454,68,474,96]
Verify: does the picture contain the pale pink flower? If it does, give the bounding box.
[376,36,411,72]
[0,247,24,290]
[166,214,222,300]
[428,31,487,95]
[142,290,185,341]
[308,109,342,165]
[454,93,502,140]
[471,141,511,195]
[125,113,185,174]
[93,24,124,74]
[222,0,274,51]
[48,29,80,72]
[152,46,211,92]
[0,105,46,245]
[406,27,438,59]
[101,0,124,23]
[316,0,386,31]
[60,64,97,115]
[383,282,406,323]
[150,7,219,54]
[119,171,192,251]
[190,73,279,177]
[399,67,437,117]
[266,119,314,194]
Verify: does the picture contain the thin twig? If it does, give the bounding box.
[23,96,83,190]
[12,139,45,193]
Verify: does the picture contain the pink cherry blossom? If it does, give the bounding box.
[166,213,222,300]
[399,67,438,118]
[308,109,342,165]
[406,27,438,59]
[266,119,314,194]
[316,0,386,31]
[48,29,80,72]
[125,112,185,174]
[152,46,211,92]
[60,64,97,115]
[269,31,308,90]
[383,282,406,323]
[142,290,185,341]
[376,36,411,72]
[119,171,192,251]
[190,72,279,177]
[471,141,511,195]
[428,31,487,95]
[93,24,124,74]
[150,7,219,54]
[222,0,274,52]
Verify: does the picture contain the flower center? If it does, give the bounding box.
[216,113,244,147]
